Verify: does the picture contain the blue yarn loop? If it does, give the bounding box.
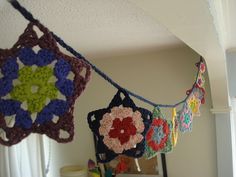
[2,58,19,79]
[8,0,203,108]
[18,47,55,66]
[54,59,71,79]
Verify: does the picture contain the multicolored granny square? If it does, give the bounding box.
[178,103,193,132]
[145,107,173,159]
[0,22,91,146]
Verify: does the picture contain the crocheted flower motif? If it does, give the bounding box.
[178,103,193,132]
[0,48,71,129]
[99,107,144,154]
[10,66,58,113]
[145,108,172,159]
[187,93,201,117]
[88,90,152,163]
[0,22,91,146]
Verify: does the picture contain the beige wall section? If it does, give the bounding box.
[48,46,217,177]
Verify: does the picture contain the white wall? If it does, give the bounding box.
[48,46,217,177]
[215,112,234,177]
[227,50,236,97]
[226,51,236,177]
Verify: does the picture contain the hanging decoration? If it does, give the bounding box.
[0,22,91,146]
[87,90,152,163]
[177,60,206,133]
[171,108,178,147]
[187,93,201,116]
[0,0,207,164]
[177,102,193,132]
[144,107,173,159]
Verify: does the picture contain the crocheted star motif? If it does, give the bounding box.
[87,90,152,163]
[0,22,91,146]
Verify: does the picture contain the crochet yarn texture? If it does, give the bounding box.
[177,61,206,133]
[171,108,178,147]
[145,107,173,159]
[0,22,91,146]
[87,90,152,163]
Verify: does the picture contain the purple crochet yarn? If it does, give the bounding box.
[0,78,13,97]
[2,58,19,79]
[18,47,55,66]
[55,79,74,97]
[47,99,69,116]
[35,107,53,124]
[36,49,55,66]
[54,59,71,79]
[0,99,21,116]
[15,109,32,129]
[18,47,37,66]
[36,100,69,124]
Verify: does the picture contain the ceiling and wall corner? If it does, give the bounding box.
[0,0,183,59]
[0,0,232,109]
[211,0,236,51]
[207,0,227,49]
[128,0,230,111]
[0,1,233,111]
[1,1,235,177]
[214,0,236,98]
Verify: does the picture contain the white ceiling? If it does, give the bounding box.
[209,0,236,51]
[1,0,234,109]
[0,0,183,59]
[128,0,232,109]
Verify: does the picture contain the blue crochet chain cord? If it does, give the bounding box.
[7,0,204,108]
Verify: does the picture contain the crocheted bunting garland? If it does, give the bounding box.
[195,60,206,104]
[145,107,173,159]
[87,90,152,163]
[0,22,91,146]
[177,103,193,132]
[185,60,206,118]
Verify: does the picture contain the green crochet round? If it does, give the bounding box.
[10,66,58,113]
